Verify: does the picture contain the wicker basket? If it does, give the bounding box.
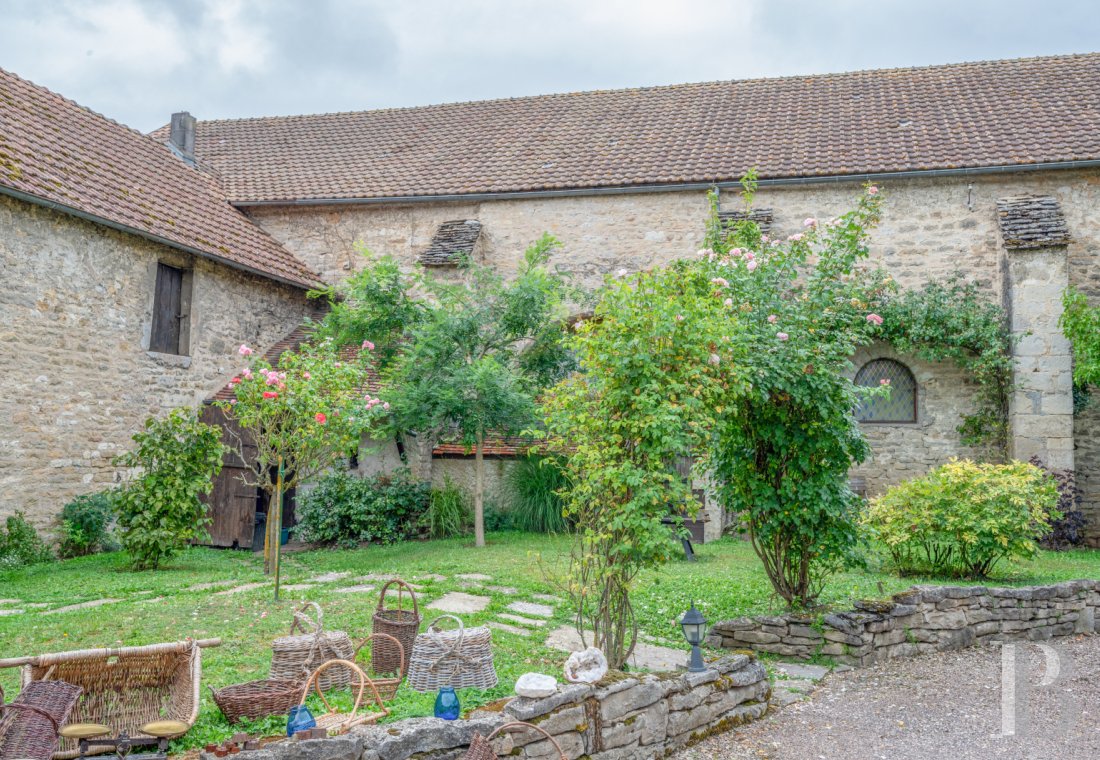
[406,615,498,692]
[270,602,354,690]
[299,660,387,736]
[371,579,420,676]
[0,680,84,760]
[463,722,565,760]
[209,678,302,724]
[351,633,405,701]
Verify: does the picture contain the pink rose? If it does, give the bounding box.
[262,391,278,399]
[231,377,241,384]
[242,368,252,379]
[787,233,804,242]
[724,298,733,307]
[767,314,777,324]
[382,402,390,411]
[362,340,375,351]
[880,378,891,386]
[729,248,742,258]
[265,374,278,385]
[744,251,755,261]
[868,186,879,195]
[303,371,311,379]
[761,235,769,243]
[238,344,253,356]
[696,248,712,257]
[866,313,884,325]
[777,332,789,341]
[710,277,729,287]
[803,218,818,227]
[315,412,327,424]
[746,260,758,272]
[709,353,721,365]
[675,314,684,322]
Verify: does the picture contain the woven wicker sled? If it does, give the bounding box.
[0,638,219,759]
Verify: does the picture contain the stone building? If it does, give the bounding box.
[4,53,1100,542]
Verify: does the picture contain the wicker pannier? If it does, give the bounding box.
[463,722,565,760]
[298,660,388,736]
[0,681,83,760]
[370,579,420,676]
[270,602,354,690]
[209,678,301,724]
[406,615,498,692]
[351,633,405,701]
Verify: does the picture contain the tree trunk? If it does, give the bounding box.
[272,459,284,600]
[475,427,485,547]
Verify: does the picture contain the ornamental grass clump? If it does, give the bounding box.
[863,459,1058,579]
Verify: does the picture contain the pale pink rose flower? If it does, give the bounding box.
[868,186,879,195]
[242,368,253,379]
[746,260,758,272]
[303,371,311,379]
[788,233,804,242]
[804,218,818,227]
[382,402,390,410]
[238,344,253,356]
[767,314,777,324]
[710,277,729,287]
[724,298,734,307]
[777,332,789,341]
[744,251,755,261]
[880,378,891,386]
[675,314,685,321]
[729,248,742,258]
[696,248,712,257]
[709,353,721,365]
[866,313,884,325]
[617,268,628,277]
[362,340,375,351]
[761,235,769,243]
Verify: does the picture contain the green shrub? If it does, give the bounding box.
[295,469,430,547]
[507,454,570,533]
[863,459,1058,579]
[58,491,118,558]
[426,478,471,539]
[113,408,226,570]
[483,500,516,532]
[0,512,54,570]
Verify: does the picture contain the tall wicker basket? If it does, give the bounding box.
[406,615,498,692]
[370,579,420,676]
[270,602,354,690]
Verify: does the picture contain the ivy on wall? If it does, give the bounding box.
[873,274,1014,457]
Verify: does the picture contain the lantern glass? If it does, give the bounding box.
[679,603,708,646]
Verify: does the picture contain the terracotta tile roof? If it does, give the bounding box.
[164,53,1100,204]
[996,195,1072,249]
[419,220,482,266]
[0,68,320,289]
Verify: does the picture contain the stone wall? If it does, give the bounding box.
[0,194,312,528]
[205,654,768,760]
[709,580,1100,667]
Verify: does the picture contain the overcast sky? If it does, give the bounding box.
[2,0,1098,133]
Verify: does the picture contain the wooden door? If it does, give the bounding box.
[200,405,259,548]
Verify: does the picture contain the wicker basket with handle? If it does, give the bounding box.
[351,633,405,701]
[298,660,387,736]
[370,579,420,676]
[406,615,498,692]
[209,678,302,724]
[463,722,566,760]
[270,602,354,690]
[0,680,84,760]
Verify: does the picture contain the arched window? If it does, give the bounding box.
[854,359,917,423]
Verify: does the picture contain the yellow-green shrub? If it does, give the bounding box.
[863,459,1057,578]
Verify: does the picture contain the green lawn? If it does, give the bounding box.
[1,533,1098,751]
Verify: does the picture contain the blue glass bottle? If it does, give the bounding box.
[434,686,460,720]
[286,704,316,736]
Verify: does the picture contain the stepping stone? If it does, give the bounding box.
[488,621,531,637]
[531,594,561,604]
[499,613,547,628]
[279,584,315,592]
[333,584,376,594]
[0,609,24,616]
[42,598,120,615]
[544,626,686,672]
[427,592,492,614]
[307,572,351,583]
[23,603,50,609]
[186,581,236,592]
[485,585,519,595]
[138,596,166,605]
[770,685,807,708]
[774,662,830,681]
[0,599,21,605]
[457,573,492,581]
[415,574,447,582]
[214,583,268,596]
[357,573,397,582]
[507,601,554,618]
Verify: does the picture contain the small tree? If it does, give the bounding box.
[336,235,573,547]
[113,408,225,569]
[219,340,386,598]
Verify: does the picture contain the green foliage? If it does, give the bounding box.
[863,459,1058,578]
[0,512,53,570]
[507,454,571,533]
[1028,456,1088,550]
[58,491,118,558]
[1060,287,1100,388]
[294,469,430,547]
[875,275,1013,453]
[425,478,472,539]
[705,179,891,608]
[483,502,516,532]
[113,408,225,570]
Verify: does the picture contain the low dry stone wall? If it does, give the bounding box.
[708,580,1100,666]
[207,654,768,760]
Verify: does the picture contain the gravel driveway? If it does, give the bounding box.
[675,635,1100,759]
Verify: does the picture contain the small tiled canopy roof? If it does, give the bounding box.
[996,195,1072,249]
[419,220,482,266]
[433,435,533,457]
[718,208,774,235]
[161,53,1100,204]
[0,67,320,289]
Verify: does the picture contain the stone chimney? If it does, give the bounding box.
[168,112,196,166]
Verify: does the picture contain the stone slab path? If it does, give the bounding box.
[0,609,23,616]
[507,601,554,618]
[427,592,492,614]
[673,639,1100,759]
[333,584,376,594]
[457,573,492,581]
[42,598,119,615]
[487,621,532,637]
[279,583,315,592]
[484,585,518,595]
[307,572,351,583]
[499,613,547,627]
[214,582,268,595]
[544,625,687,672]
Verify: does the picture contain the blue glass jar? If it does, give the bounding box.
[286,704,316,736]
[434,686,460,720]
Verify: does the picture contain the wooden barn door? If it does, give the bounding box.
[200,405,259,548]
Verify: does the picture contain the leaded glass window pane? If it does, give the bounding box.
[855,359,917,422]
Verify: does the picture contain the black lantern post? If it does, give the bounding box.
[680,602,709,672]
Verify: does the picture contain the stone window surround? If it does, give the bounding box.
[851,347,921,427]
[854,357,919,424]
[142,251,194,363]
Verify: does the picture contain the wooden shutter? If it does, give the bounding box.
[150,263,183,354]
